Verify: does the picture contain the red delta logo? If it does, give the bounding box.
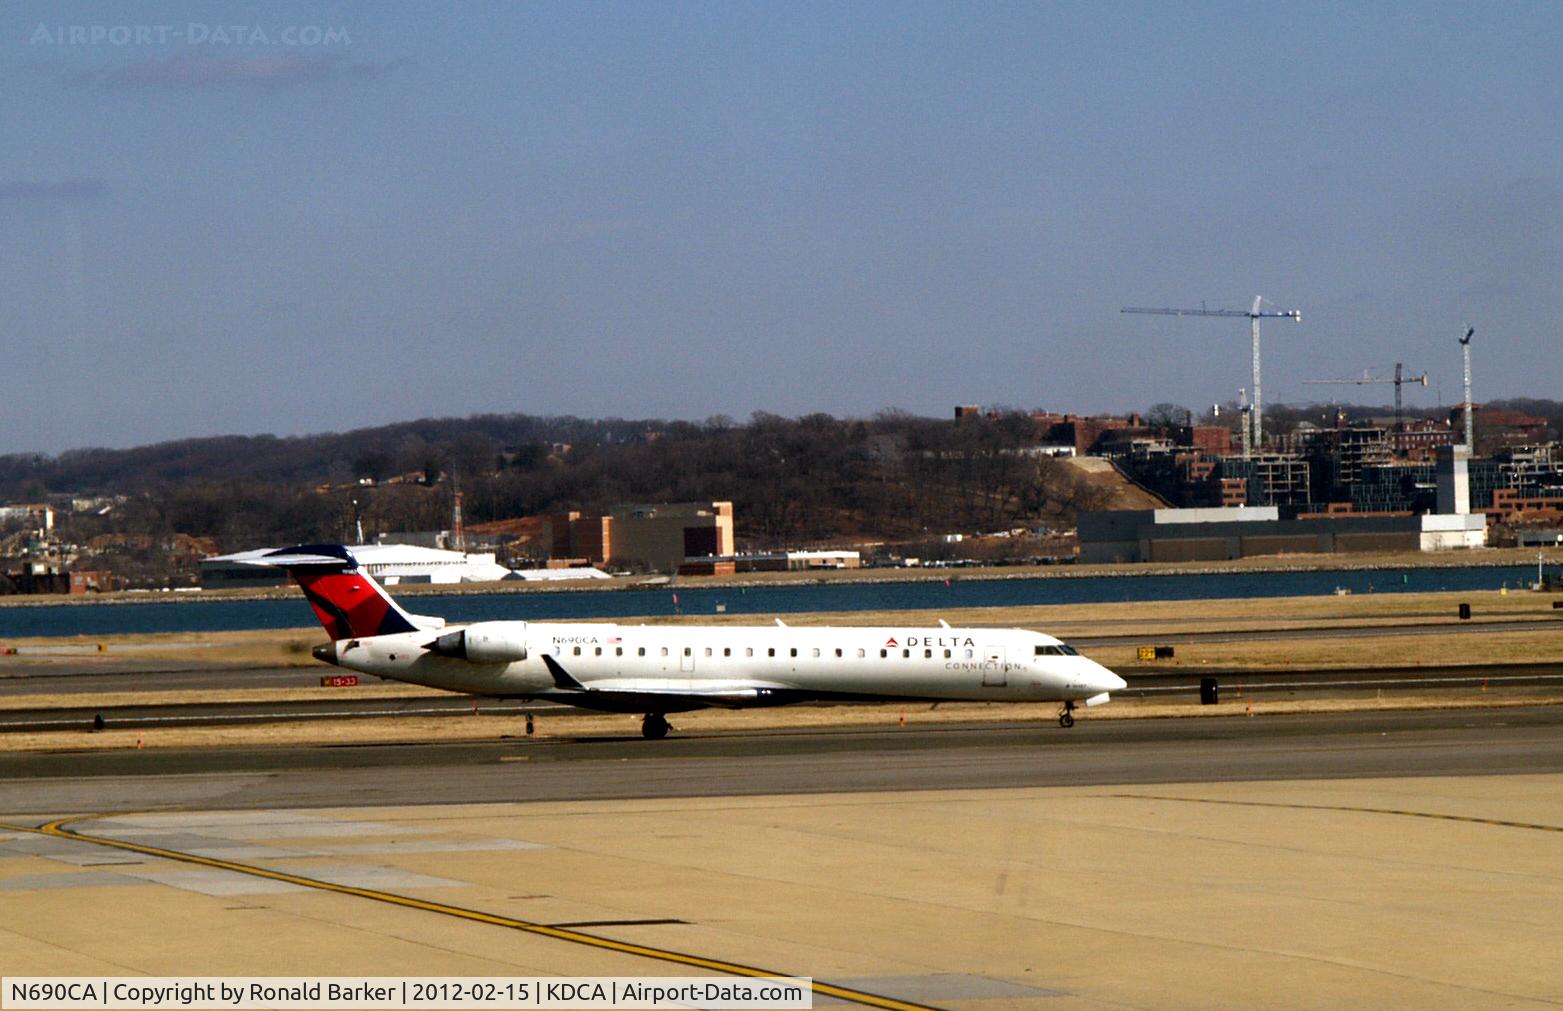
[884,637,899,647]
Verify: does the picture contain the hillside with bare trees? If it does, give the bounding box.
[4,412,1116,580]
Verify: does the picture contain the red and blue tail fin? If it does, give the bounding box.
[236,545,427,639]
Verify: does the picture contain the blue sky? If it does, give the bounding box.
[2,2,1560,453]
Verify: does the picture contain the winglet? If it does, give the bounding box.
[541,654,586,691]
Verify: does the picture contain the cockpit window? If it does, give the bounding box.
[1060,644,1079,655]
[1035,645,1065,656]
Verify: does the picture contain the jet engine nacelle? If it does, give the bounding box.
[425,621,529,663]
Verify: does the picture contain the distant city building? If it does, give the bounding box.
[371,530,453,550]
[1317,427,1392,493]
[1109,408,1560,514]
[1437,445,1471,515]
[679,550,861,576]
[1219,453,1312,506]
[1029,411,1147,455]
[0,504,54,532]
[1079,505,1484,563]
[550,512,613,564]
[1177,425,1233,456]
[506,566,612,581]
[1448,404,1549,450]
[1081,446,1490,562]
[1392,419,1457,461]
[460,515,552,563]
[68,570,115,594]
[1351,464,1436,513]
[551,501,735,572]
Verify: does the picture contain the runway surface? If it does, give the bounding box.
[5,706,1562,815]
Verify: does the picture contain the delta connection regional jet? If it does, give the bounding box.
[240,545,1126,739]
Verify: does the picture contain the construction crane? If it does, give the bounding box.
[1121,296,1301,454]
[1302,363,1429,433]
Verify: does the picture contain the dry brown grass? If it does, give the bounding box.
[1107,627,1563,671]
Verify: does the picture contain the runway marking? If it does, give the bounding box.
[549,918,688,928]
[1109,794,1563,833]
[0,816,941,1011]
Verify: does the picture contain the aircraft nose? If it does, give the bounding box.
[1090,662,1127,693]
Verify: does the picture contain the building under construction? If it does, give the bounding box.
[1081,446,1487,563]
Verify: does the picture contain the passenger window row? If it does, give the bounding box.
[561,644,998,660]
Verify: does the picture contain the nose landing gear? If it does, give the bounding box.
[1058,701,1076,729]
[641,713,670,739]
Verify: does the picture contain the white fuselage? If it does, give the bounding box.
[322,621,1125,711]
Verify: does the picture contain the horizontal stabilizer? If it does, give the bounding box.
[214,544,359,569]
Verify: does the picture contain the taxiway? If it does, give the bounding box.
[4,709,1562,1009]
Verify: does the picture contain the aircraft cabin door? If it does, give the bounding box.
[982,645,1006,686]
[680,646,695,673]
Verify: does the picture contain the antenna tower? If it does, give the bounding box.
[1459,326,1475,449]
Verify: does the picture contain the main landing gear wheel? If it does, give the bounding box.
[641,713,670,739]
[1058,701,1076,729]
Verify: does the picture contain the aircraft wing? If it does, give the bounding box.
[536,656,801,710]
[530,686,801,711]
